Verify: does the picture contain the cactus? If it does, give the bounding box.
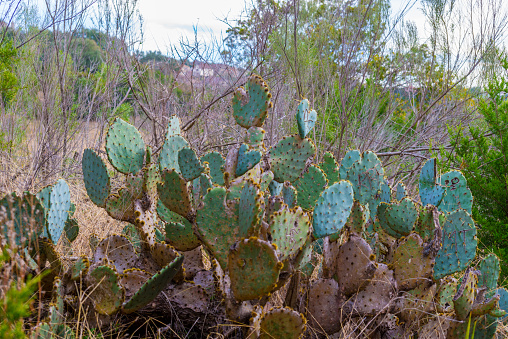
[439,170,473,214]
[157,168,192,219]
[86,265,124,315]
[377,198,419,238]
[268,134,316,183]
[319,152,340,185]
[158,200,200,251]
[345,151,385,205]
[269,206,310,261]
[296,98,317,139]
[258,306,306,339]
[178,147,204,181]
[82,149,110,208]
[419,158,445,206]
[238,179,264,238]
[105,118,145,175]
[338,149,361,180]
[282,181,297,208]
[232,74,272,128]
[395,181,406,200]
[201,151,225,185]
[236,143,262,176]
[294,164,327,211]
[307,278,344,334]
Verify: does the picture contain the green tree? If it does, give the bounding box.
[0,40,18,105]
[439,56,508,281]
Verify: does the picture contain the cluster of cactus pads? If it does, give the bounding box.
[1,74,507,338]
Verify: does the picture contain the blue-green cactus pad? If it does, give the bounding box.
[239,180,264,238]
[178,147,204,181]
[64,218,79,242]
[165,115,181,137]
[269,180,283,197]
[236,143,261,176]
[195,187,240,269]
[294,165,327,211]
[82,148,110,208]
[433,209,477,280]
[312,180,354,238]
[105,118,145,175]
[377,198,419,238]
[395,182,406,201]
[282,182,297,208]
[158,169,192,219]
[0,192,45,247]
[245,126,266,149]
[159,135,188,173]
[200,151,225,185]
[232,74,272,128]
[269,206,310,261]
[47,179,71,244]
[345,151,384,205]
[477,254,500,292]
[338,150,361,180]
[260,171,274,192]
[438,170,473,214]
[122,255,184,313]
[319,152,340,186]
[366,181,391,221]
[268,134,316,183]
[415,205,438,242]
[419,158,445,207]
[296,98,317,139]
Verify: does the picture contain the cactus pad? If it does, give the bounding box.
[82,149,110,208]
[158,200,199,251]
[269,206,310,261]
[105,118,145,174]
[87,265,124,315]
[415,205,439,242]
[178,147,204,181]
[282,182,297,208]
[200,151,225,185]
[150,242,180,269]
[239,180,264,238]
[343,200,367,236]
[338,149,361,180]
[419,158,445,206]
[345,151,384,205]
[438,170,473,214]
[377,198,419,238]
[260,170,274,192]
[158,169,192,219]
[245,126,266,149]
[232,74,272,128]
[195,187,240,269]
[453,268,477,320]
[312,180,354,239]
[433,209,477,280]
[477,254,500,292]
[294,165,327,211]
[120,268,151,300]
[159,135,188,172]
[395,181,406,201]
[268,134,316,183]
[269,180,283,197]
[435,277,458,313]
[236,143,261,176]
[319,152,340,186]
[228,238,282,301]
[122,255,184,313]
[259,306,306,339]
[71,256,90,280]
[47,179,71,244]
[307,278,344,334]
[105,188,136,222]
[296,98,317,139]
[94,235,137,273]
[165,115,181,137]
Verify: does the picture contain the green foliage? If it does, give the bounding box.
[0,40,18,104]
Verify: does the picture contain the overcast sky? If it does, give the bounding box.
[138,0,426,53]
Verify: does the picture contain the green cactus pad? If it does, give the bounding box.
[82,148,110,208]
[473,288,508,338]
[307,278,343,334]
[319,152,340,186]
[120,268,151,300]
[435,277,458,313]
[87,265,124,315]
[294,165,327,211]
[334,234,377,295]
[143,162,161,202]
[453,269,477,320]
[433,209,477,280]
[46,179,71,244]
[395,181,406,201]
[122,255,184,313]
[158,169,192,219]
[195,187,240,269]
[269,180,283,197]
[245,126,266,149]
[40,238,63,273]
[259,171,273,193]
[282,182,297,208]
[94,235,137,274]
[477,254,500,292]
[200,151,225,185]
[367,181,391,220]
[165,115,181,137]
[347,263,396,316]
[269,206,310,261]
[178,147,204,181]
[159,135,189,172]
[239,180,264,238]
[312,180,354,239]
[419,158,445,207]
[122,224,141,251]
[64,217,79,242]
[392,233,434,290]
[296,98,317,139]
[268,134,316,183]
[345,151,384,205]
[438,170,473,214]
[415,205,439,242]
[338,150,361,180]
[259,306,306,339]
[0,192,44,247]
[150,242,180,269]
[236,143,262,176]
[105,188,136,222]
[377,198,419,238]
[232,74,272,128]
[399,283,437,323]
[105,118,145,175]
[343,200,367,236]
[158,200,200,251]
[228,238,282,301]
[71,256,90,280]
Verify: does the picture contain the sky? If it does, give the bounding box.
[138,0,427,53]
